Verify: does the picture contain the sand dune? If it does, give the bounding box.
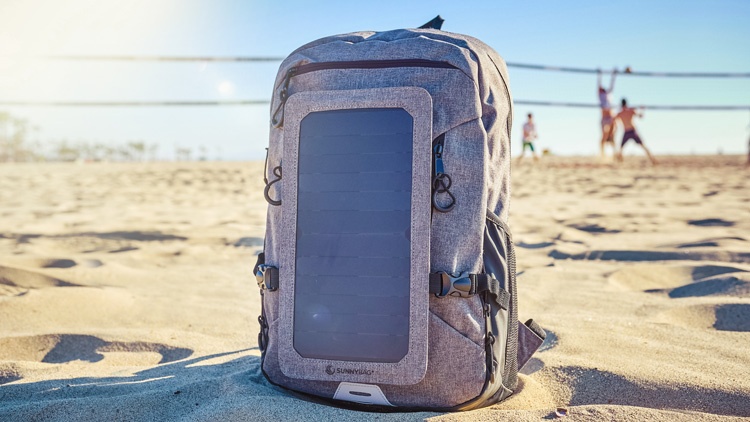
[1,156,749,420]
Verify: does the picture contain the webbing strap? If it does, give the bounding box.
[428,272,510,310]
[254,256,508,309]
[254,253,279,291]
[259,267,279,291]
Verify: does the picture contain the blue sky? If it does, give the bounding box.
[1,0,748,160]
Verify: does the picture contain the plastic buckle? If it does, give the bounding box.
[256,264,269,290]
[436,272,474,298]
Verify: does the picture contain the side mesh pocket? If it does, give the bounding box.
[483,209,518,395]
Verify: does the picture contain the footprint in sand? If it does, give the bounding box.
[660,304,750,332]
[687,218,735,227]
[0,334,193,369]
[713,304,750,332]
[565,221,621,234]
[6,231,186,254]
[516,241,556,250]
[673,237,748,249]
[5,258,104,269]
[0,265,81,297]
[550,249,750,264]
[0,363,22,385]
[37,259,77,268]
[668,272,750,298]
[609,264,750,298]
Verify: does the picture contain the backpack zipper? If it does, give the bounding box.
[271,59,461,127]
[482,293,496,382]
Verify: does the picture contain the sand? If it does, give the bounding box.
[0,155,748,421]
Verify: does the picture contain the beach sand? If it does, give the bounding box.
[0,155,748,421]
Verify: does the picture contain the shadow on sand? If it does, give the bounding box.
[551,366,750,417]
[0,349,286,420]
[3,348,748,418]
[0,349,432,420]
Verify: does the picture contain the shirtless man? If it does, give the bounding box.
[598,70,617,157]
[611,98,657,165]
[516,113,539,163]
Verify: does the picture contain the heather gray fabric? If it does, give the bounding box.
[265,28,512,278]
[276,88,432,386]
[260,28,516,409]
[262,304,487,407]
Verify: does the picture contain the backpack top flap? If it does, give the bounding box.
[269,28,513,224]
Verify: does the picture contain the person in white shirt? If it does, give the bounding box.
[517,113,539,163]
[598,69,617,158]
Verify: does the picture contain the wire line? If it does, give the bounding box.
[1,99,748,111]
[46,55,750,78]
[0,100,269,106]
[47,55,284,62]
[514,100,750,111]
[505,63,750,78]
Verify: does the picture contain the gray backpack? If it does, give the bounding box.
[254,27,546,411]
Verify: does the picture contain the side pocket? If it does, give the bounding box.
[453,210,515,411]
[484,209,519,394]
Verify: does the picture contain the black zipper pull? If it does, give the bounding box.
[271,67,297,128]
[262,147,282,206]
[264,165,282,206]
[434,142,445,175]
[432,134,455,213]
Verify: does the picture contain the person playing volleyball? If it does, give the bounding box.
[517,113,539,163]
[598,69,617,158]
[611,98,657,165]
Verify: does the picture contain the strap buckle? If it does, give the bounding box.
[435,272,474,298]
[256,264,273,291]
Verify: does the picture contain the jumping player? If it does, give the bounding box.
[598,69,617,158]
[517,113,539,163]
[611,98,657,165]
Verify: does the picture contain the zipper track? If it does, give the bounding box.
[272,59,462,127]
[293,59,460,76]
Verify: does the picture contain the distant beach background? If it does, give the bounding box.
[0,1,748,161]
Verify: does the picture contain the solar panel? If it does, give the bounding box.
[293,108,413,363]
